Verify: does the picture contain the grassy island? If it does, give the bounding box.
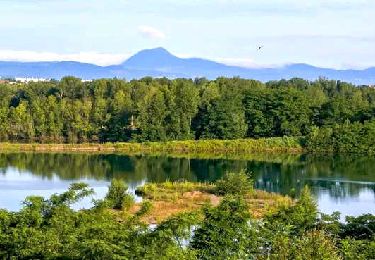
[131,180,291,224]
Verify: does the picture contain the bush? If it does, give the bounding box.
[340,238,375,260]
[340,214,375,240]
[266,186,317,235]
[215,170,253,196]
[190,196,256,259]
[105,179,134,210]
[135,200,152,217]
[292,230,340,260]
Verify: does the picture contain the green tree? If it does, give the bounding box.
[9,101,34,140]
[137,88,168,141]
[191,196,258,259]
[104,179,134,210]
[199,93,247,140]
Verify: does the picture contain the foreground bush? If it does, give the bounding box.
[191,196,256,259]
[0,177,374,259]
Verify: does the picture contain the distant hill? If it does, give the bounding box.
[1,47,374,85]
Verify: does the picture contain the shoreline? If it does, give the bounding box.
[0,137,304,154]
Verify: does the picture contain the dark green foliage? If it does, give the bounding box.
[196,92,248,139]
[1,77,374,153]
[190,196,258,259]
[340,214,375,240]
[305,120,375,154]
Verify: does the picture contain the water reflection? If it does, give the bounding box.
[0,152,374,215]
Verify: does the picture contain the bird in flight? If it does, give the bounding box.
[257,45,264,51]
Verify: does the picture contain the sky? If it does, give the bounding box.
[0,0,375,69]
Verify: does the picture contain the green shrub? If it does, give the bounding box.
[215,170,253,196]
[190,196,256,259]
[340,238,375,260]
[266,186,317,235]
[121,194,135,211]
[135,200,152,217]
[340,214,375,240]
[264,230,340,260]
[292,230,340,260]
[105,179,134,210]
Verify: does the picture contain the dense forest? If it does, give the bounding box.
[1,77,375,153]
[0,174,374,259]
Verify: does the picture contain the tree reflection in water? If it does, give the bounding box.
[0,152,374,202]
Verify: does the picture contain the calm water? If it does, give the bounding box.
[0,152,374,217]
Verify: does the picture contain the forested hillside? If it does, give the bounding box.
[1,77,374,153]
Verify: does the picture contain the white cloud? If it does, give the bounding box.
[176,52,277,68]
[213,57,281,68]
[138,25,166,40]
[0,50,130,66]
[214,57,257,68]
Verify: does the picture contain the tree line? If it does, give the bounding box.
[1,77,375,152]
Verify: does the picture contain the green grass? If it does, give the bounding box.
[135,181,215,201]
[0,137,304,154]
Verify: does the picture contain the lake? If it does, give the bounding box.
[0,152,374,217]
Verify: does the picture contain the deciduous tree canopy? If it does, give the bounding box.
[1,77,374,153]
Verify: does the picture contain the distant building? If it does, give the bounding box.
[15,77,50,83]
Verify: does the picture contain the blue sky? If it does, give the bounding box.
[0,0,374,68]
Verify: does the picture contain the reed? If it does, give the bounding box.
[0,137,304,154]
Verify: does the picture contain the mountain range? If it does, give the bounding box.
[1,47,374,85]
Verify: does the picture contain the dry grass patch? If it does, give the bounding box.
[135,181,215,201]
[130,182,292,224]
[132,197,208,224]
[245,190,293,218]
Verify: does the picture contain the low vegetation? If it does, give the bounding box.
[215,170,253,195]
[0,137,303,154]
[0,171,374,259]
[134,174,290,223]
[135,181,215,200]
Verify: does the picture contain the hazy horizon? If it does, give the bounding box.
[0,0,374,69]
[1,46,375,71]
